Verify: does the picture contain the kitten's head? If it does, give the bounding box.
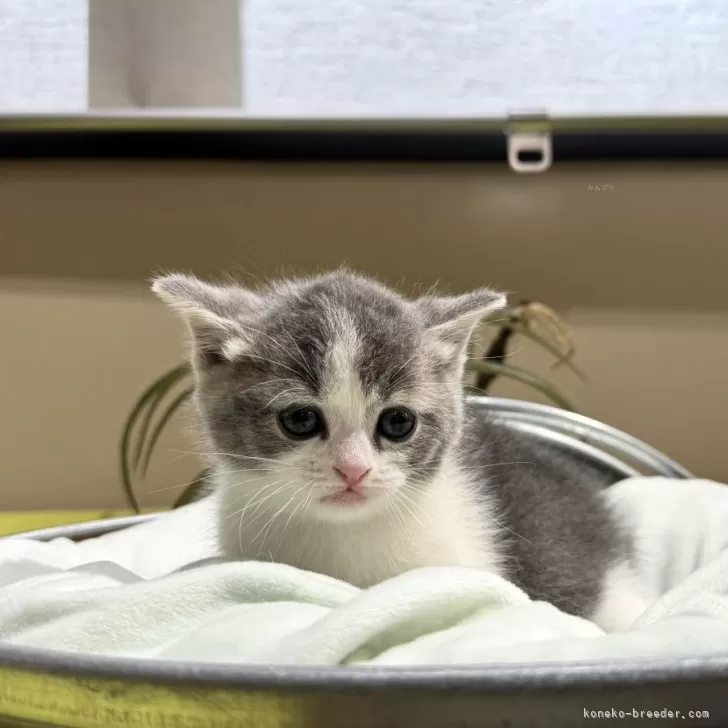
[153,271,505,523]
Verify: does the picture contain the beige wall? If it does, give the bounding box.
[1,161,726,509]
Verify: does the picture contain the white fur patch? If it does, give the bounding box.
[323,314,368,431]
[221,337,249,361]
[590,561,648,632]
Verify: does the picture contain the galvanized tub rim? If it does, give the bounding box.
[1,642,728,691]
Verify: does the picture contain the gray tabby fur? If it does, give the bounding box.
[153,269,646,631]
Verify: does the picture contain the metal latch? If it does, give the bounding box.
[506,111,552,173]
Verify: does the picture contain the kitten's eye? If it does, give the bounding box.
[377,407,417,441]
[278,406,325,439]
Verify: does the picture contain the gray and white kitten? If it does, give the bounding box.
[153,270,646,632]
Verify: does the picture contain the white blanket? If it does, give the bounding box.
[1,477,728,666]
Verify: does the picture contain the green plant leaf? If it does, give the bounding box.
[120,363,190,512]
[501,321,587,381]
[140,387,194,476]
[465,360,576,411]
[132,364,192,469]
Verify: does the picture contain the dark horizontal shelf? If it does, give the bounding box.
[2,129,728,162]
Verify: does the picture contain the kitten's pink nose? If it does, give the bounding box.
[334,464,370,488]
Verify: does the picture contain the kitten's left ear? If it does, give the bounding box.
[417,288,508,363]
[151,273,262,366]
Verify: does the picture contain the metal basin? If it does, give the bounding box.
[2,398,722,728]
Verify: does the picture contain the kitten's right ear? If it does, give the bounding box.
[417,287,508,366]
[152,273,261,366]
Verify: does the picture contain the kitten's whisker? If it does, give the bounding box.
[263,388,304,409]
[146,468,276,497]
[235,378,298,398]
[241,353,301,377]
[385,496,409,532]
[388,353,418,389]
[479,316,508,327]
[224,478,292,520]
[397,498,426,531]
[250,488,301,546]
[233,479,295,553]
[228,258,265,283]
[237,495,246,554]
[465,348,525,362]
[479,461,534,469]
[396,489,429,530]
[233,323,315,385]
[263,329,316,386]
[222,462,297,476]
[243,479,298,523]
[276,485,311,542]
[395,498,417,532]
[280,488,308,540]
[173,450,288,467]
[235,324,296,358]
[403,461,534,487]
[287,336,317,384]
[225,479,292,522]
[301,488,315,522]
[145,475,210,496]
[232,484,289,519]
[490,518,533,546]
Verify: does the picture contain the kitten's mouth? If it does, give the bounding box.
[320,489,369,506]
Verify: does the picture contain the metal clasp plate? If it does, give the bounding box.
[506,111,552,173]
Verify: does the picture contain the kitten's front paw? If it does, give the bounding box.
[590,562,648,633]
